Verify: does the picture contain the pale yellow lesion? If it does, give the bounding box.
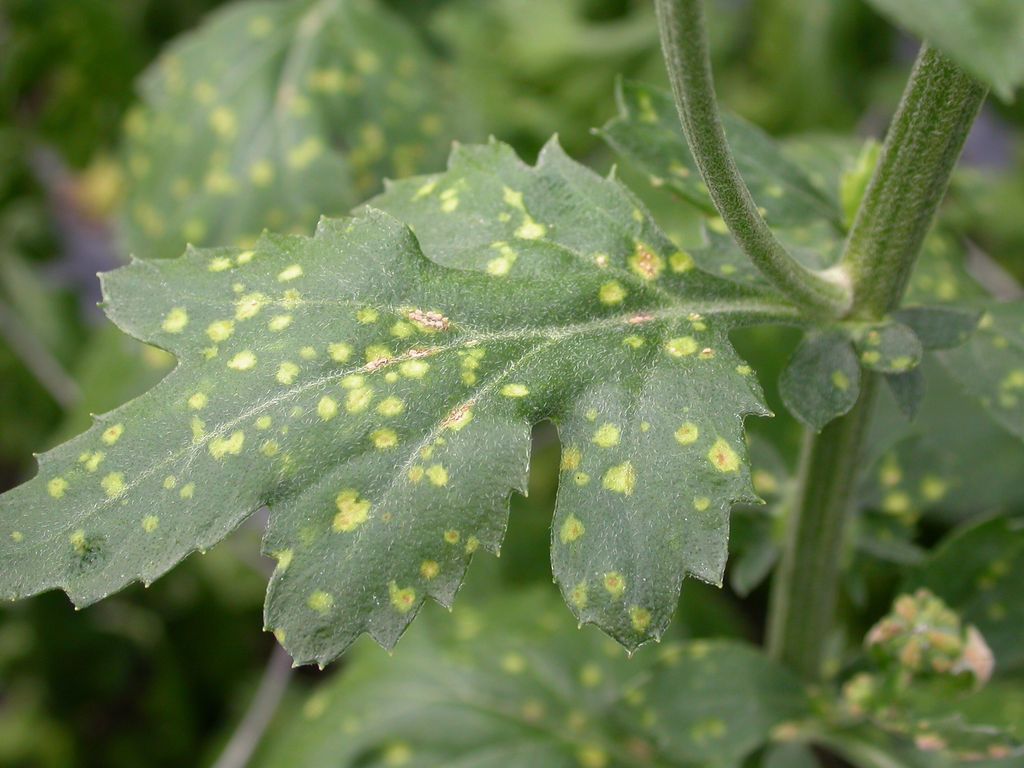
[602,462,635,495]
[333,490,371,532]
[388,581,416,613]
[161,307,189,334]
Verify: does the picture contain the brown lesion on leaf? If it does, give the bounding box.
[407,308,449,332]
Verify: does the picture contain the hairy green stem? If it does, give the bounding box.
[654,0,851,316]
[767,376,878,679]
[841,45,987,318]
[766,47,985,681]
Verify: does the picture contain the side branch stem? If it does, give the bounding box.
[654,0,850,316]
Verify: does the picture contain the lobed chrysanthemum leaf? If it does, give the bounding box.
[0,139,795,664]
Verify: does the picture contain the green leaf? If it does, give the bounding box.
[884,368,927,421]
[849,322,923,375]
[864,361,1024,524]
[0,139,791,664]
[861,0,1024,101]
[119,0,454,260]
[779,330,860,432]
[252,588,810,768]
[598,80,843,230]
[938,302,1024,440]
[906,515,1024,673]
[892,306,980,351]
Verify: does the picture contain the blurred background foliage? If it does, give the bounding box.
[0,0,1022,766]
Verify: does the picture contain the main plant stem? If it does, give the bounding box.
[765,377,877,679]
[653,0,987,681]
[654,0,850,316]
[767,49,985,678]
[841,46,987,317]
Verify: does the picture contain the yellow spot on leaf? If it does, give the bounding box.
[603,571,626,599]
[188,392,208,410]
[235,292,267,320]
[389,581,416,613]
[318,396,339,421]
[420,560,439,580]
[694,497,711,511]
[399,360,429,378]
[666,336,698,357]
[162,307,189,333]
[333,490,371,532]
[444,529,460,545]
[670,251,694,273]
[630,606,651,632]
[209,430,245,459]
[209,106,237,139]
[629,242,664,280]
[180,483,195,499]
[560,515,585,543]
[307,591,333,613]
[561,446,581,471]
[674,422,699,445]
[592,423,620,448]
[708,438,740,473]
[602,462,635,495]
[79,451,104,473]
[598,280,627,306]
[268,314,292,332]
[142,515,159,533]
[228,351,257,371]
[276,362,299,385]
[371,428,398,449]
[328,342,352,362]
[101,472,126,498]
[206,319,235,342]
[101,423,124,445]
[427,464,448,486]
[516,216,546,240]
[345,386,373,414]
[277,264,303,282]
[832,370,850,391]
[570,582,588,610]
[377,397,404,417]
[501,383,529,398]
[48,477,69,498]
[70,529,88,554]
[249,161,274,187]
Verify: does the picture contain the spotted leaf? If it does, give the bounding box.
[120,0,453,259]
[779,330,861,432]
[598,80,842,230]
[848,321,923,375]
[938,302,1024,441]
[252,588,810,768]
[0,139,794,664]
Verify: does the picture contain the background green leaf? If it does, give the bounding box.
[119,0,456,260]
[861,0,1024,101]
[252,588,810,768]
